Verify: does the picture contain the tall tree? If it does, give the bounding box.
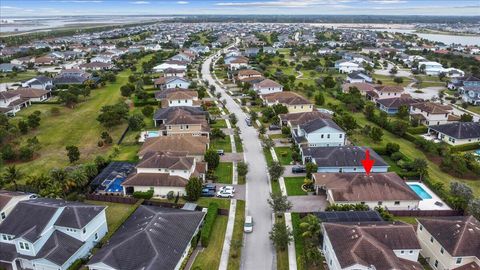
[2,165,22,191]
[268,161,285,182]
[267,192,292,216]
[269,222,293,251]
[66,145,80,164]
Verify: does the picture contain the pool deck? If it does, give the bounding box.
[407,182,451,210]
[139,131,160,142]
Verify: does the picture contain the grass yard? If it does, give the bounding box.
[234,134,243,152]
[271,178,282,196]
[215,162,233,184]
[291,213,325,270]
[211,119,228,128]
[276,216,290,270]
[0,70,37,83]
[227,200,246,270]
[372,74,412,87]
[211,136,232,152]
[284,177,307,196]
[269,133,288,139]
[466,105,480,115]
[393,216,419,225]
[11,54,154,178]
[197,197,231,210]
[192,215,228,270]
[274,147,293,165]
[263,147,274,166]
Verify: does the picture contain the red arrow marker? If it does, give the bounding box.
[361,149,375,176]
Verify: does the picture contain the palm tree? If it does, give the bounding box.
[68,169,88,191]
[2,166,22,191]
[299,214,321,245]
[49,168,69,199]
[26,174,50,193]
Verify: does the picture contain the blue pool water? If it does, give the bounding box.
[409,184,432,199]
[104,177,124,193]
[475,150,480,155]
[147,131,160,137]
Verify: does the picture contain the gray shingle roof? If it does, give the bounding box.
[88,205,205,270]
[300,118,344,134]
[301,146,388,167]
[429,122,480,140]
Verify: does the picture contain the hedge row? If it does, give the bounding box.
[451,142,480,152]
[132,190,154,199]
[200,202,219,247]
[407,125,428,135]
[133,100,159,106]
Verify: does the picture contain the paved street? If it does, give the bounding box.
[202,48,275,270]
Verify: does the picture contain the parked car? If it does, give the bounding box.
[203,184,216,191]
[217,149,225,156]
[244,216,253,233]
[291,166,306,173]
[245,117,252,126]
[201,188,216,197]
[219,186,235,193]
[268,125,280,130]
[217,190,234,198]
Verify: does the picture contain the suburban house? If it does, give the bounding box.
[461,86,480,105]
[342,82,377,96]
[418,61,444,76]
[138,136,209,160]
[253,79,283,95]
[427,122,480,146]
[153,76,191,90]
[279,111,333,128]
[224,56,249,70]
[301,146,389,173]
[371,85,405,100]
[152,107,209,137]
[122,151,207,197]
[0,199,107,270]
[322,222,423,270]
[87,206,205,270]
[261,92,313,113]
[335,60,363,73]
[410,102,460,126]
[153,60,188,73]
[164,68,186,78]
[78,62,114,71]
[376,95,419,115]
[313,172,421,210]
[8,87,51,102]
[346,71,373,83]
[22,76,53,90]
[292,118,346,147]
[416,216,480,270]
[235,69,264,84]
[156,89,200,108]
[0,191,32,224]
[53,69,92,86]
[89,162,136,194]
[0,63,24,73]
[0,91,30,116]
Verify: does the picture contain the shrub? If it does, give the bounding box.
[451,143,480,152]
[200,202,219,247]
[385,143,400,155]
[132,190,154,199]
[167,191,175,200]
[391,152,404,162]
[407,126,428,135]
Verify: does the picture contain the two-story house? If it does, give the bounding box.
[159,90,200,108]
[416,216,479,270]
[335,60,363,73]
[122,151,207,197]
[313,172,421,210]
[410,102,460,126]
[153,60,188,73]
[0,199,107,270]
[0,91,30,116]
[235,69,264,84]
[154,76,191,90]
[22,76,53,90]
[0,191,32,224]
[138,136,209,161]
[322,222,423,270]
[278,111,333,128]
[346,71,373,83]
[87,206,205,270]
[376,95,419,115]
[292,118,346,147]
[261,92,313,113]
[152,106,209,137]
[253,79,283,95]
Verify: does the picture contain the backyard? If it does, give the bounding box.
[191,215,228,270]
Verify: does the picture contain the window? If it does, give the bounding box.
[434,260,438,268]
[327,134,330,139]
[95,233,98,240]
[440,248,444,254]
[19,242,24,249]
[186,125,189,129]
[401,250,404,254]
[394,201,400,205]
[430,236,434,243]
[2,235,7,240]
[83,228,86,234]
[339,134,343,138]
[321,134,324,138]
[378,201,382,205]
[24,243,29,250]
[456,258,462,264]
[419,225,423,231]
[1,212,5,219]
[409,250,413,254]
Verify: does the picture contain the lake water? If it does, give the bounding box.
[374,28,480,46]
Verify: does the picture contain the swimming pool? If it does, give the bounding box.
[409,184,432,199]
[104,177,124,193]
[147,131,160,138]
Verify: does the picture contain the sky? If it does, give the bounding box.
[1,0,479,16]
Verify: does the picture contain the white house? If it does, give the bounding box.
[416,216,480,270]
[0,191,31,224]
[153,60,188,73]
[0,91,30,116]
[313,172,421,210]
[322,222,423,270]
[410,102,459,126]
[253,79,283,95]
[418,61,444,76]
[428,122,480,146]
[22,76,53,90]
[0,199,108,270]
[292,118,345,147]
[335,60,363,73]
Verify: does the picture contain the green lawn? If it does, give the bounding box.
[466,105,480,115]
[263,147,274,166]
[11,54,154,178]
[192,215,228,270]
[269,133,288,139]
[284,177,307,196]
[211,119,228,128]
[291,213,325,270]
[0,70,37,83]
[227,200,245,270]
[271,178,282,196]
[210,136,232,152]
[276,216,290,270]
[274,147,293,165]
[393,216,419,225]
[372,74,412,87]
[197,197,231,210]
[234,134,243,152]
[215,162,233,184]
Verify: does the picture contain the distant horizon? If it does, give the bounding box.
[2,14,480,18]
[1,0,479,16]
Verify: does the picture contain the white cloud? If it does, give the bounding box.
[130,1,150,4]
[369,0,407,4]
[1,6,21,9]
[215,0,354,8]
[177,1,189,4]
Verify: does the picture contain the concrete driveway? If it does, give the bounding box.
[208,184,246,200]
[283,165,306,177]
[288,195,328,213]
[220,153,244,162]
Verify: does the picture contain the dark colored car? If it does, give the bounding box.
[291,166,306,173]
[203,184,217,191]
[201,188,216,197]
[268,125,281,130]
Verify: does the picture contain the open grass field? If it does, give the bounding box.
[192,215,228,270]
[10,54,154,178]
[284,177,307,196]
[0,70,38,83]
[274,147,293,165]
[227,200,246,270]
[215,162,233,184]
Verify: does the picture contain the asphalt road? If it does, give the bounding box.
[202,47,275,270]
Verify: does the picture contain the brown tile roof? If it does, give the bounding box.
[9,87,50,98]
[411,102,453,114]
[137,152,194,170]
[453,262,480,270]
[375,85,405,93]
[238,69,262,77]
[262,91,311,106]
[230,56,249,64]
[122,173,188,187]
[166,90,198,100]
[313,172,421,202]
[417,216,480,258]
[138,136,208,158]
[194,162,207,174]
[323,222,422,270]
[254,78,282,88]
[342,83,377,93]
[279,111,332,126]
